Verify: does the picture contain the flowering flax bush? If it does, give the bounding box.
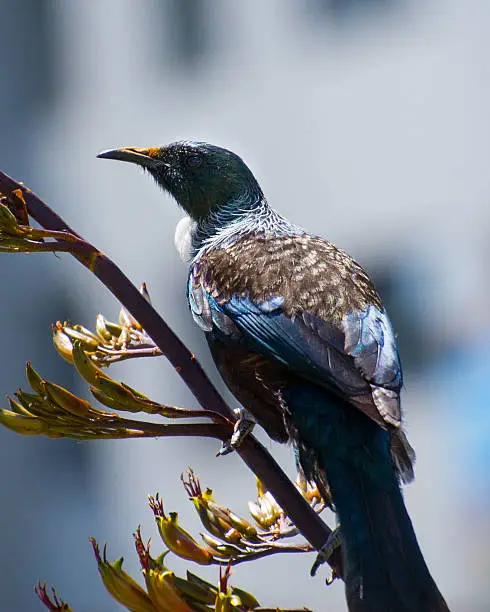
[0,173,339,611]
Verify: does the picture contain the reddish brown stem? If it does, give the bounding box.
[102,420,231,439]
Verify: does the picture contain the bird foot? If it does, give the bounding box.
[217,408,256,456]
[310,526,342,584]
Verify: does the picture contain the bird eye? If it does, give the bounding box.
[187,154,202,168]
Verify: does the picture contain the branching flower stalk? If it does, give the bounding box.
[0,171,338,562]
[0,173,344,610]
[88,469,318,611]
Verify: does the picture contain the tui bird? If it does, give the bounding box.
[98,142,449,612]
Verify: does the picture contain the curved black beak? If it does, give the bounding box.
[97,147,163,169]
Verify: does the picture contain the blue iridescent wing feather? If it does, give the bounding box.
[188,272,403,427]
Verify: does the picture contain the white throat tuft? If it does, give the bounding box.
[174,216,196,263]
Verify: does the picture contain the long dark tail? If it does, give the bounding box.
[285,383,450,612]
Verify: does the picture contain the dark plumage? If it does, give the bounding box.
[195,233,382,320]
[98,141,449,612]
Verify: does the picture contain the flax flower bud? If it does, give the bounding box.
[149,495,212,565]
[90,538,155,612]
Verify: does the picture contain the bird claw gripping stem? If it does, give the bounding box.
[310,525,342,584]
[217,407,256,456]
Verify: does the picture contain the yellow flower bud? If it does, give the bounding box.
[8,396,35,417]
[191,495,238,543]
[173,575,216,606]
[248,480,284,530]
[95,376,143,412]
[72,341,108,387]
[90,538,155,612]
[96,314,113,342]
[44,381,94,418]
[149,495,213,565]
[0,200,19,232]
[119,305,142,330]
[52,325,74,364]
[144,569,193,612]
[200,532,243,559]
[214,590,234,612]
[25,362,46,395]
[0,409,46,436]
[64,326,99,351]
[105,319,124,338]
[230,585,260,609]
[226,509,258,541]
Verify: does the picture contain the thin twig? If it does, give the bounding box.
[228,543,313,566]
[96,345,162,357]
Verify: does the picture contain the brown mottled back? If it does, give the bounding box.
[195,233,382,324]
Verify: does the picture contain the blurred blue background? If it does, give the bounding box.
[1,1,489,610]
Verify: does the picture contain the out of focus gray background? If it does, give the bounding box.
[1,1,489,610]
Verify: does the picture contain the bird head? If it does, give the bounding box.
[97,141,262,221]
